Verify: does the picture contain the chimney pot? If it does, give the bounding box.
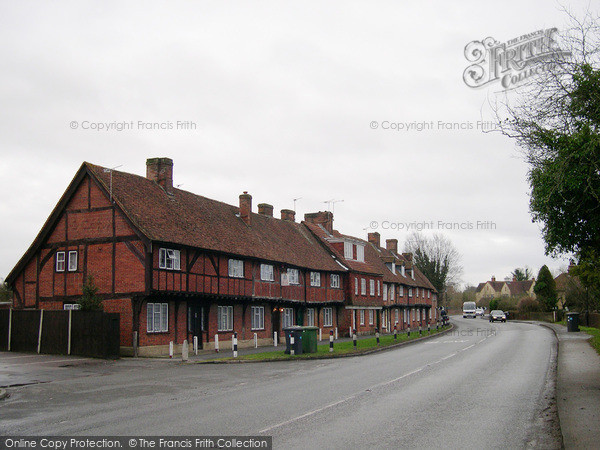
[239,192,252,225]
[258,203,274,217]
[491,276,496,282]
[146,157,174,194]
[368,232,381,247]
[281,209,296,221]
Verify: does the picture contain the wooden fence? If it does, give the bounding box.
[0,309,120,358]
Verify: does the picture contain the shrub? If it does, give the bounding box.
[518,297,541,313]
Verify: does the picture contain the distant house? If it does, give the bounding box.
[554,263,580,309]
[6,157,439,356]
[475,276,535,303]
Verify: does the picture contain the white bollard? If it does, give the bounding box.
[335,327,338,340]
[169,341,174,358]
[349,326,352,337]
[193,336,198,355]
[233,332,238,358]
[254,332,258,348]
[319,328,322,341]
[274,331,278,347]
[182,340,189,361]
[215,334,219,353]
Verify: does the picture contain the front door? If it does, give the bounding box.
[188,304,204,348]
[271,308,280,337]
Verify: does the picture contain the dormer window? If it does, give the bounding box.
[344,241,365,262]
[344,242,353,259]
[356,245,364,262]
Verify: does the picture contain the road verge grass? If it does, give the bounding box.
[202,325,451,362]
[580,325,600,356]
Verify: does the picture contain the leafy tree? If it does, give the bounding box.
[518,297,541,313]
[78,276,103,311]
[564,276,599,313]
[489,298,499,311]
[511,267,533,281]
[0,278,11,303]
[497,12,600,293]
[403,232,463,306]
[534,265,558,311]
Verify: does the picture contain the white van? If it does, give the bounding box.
[463,301,477,318]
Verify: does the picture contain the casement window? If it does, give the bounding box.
[251,306,264,330]
[217,305,233,331]
[417,309,421,321]
[147,302,168,333]
[159,248,181,270]
[55,251,66,272]
[428,290,431,299]
[412,308,416,320]
[359,309,365,325]
[383,284,388,301]
[369,280,375,296]
[416,287,419,298]
[395,309,399,324]
[377,281,381,296]
[355,277,358,295]
[408,288,413,297]
[344,242,353,259]
[404,309,408,323]
[369,309,374,325]
[324,307,333,327]
[260,264,274,281]
[361,278,367,296]
[330,274,340,288]
[401,265,406,277]
[310,272,321,287]
[390,284,395,300]
[306,308,315,326]
[399,285,404,297]
[228,259,244,278]
[356,245,365,262]
[68,251,78,272]
[282,308,294,328]
[429,308,432,319]
[287,268,299,285]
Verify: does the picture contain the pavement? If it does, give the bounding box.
[538,322,600,449]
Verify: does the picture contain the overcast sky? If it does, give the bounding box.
[0,1,592,287]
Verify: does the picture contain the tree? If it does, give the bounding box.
[0,278,11,303]
[511,267,533,281]
[496,11,600,293]
[533,265,558,311]
[78,276,103,311]
[403,232,463,306]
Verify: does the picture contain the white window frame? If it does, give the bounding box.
[67,251,78,272]
[251,306,264,330]
[159,248,181,270]
[330,274,340,288]
[401,265,406,277]
[383,284,388,301]
[416,287,419,298]
[217,305,233,331]
[56,251,66,272]
[356,245,365,262]
[390,284,395,300]
[228,259,244,278]
[306,308,315,326]
[310,271,321,287]
[428,290,431,299]
[377,280,381,296]
[395,309,399,324]
[361,278,367,296]
[355,277,358,295]
[147,302,168,333]
[324,307,333,327]
[63,303,81,310]
[260,264,274,281]
[369,279,375,296]
[417,309,421,321]
[344,242,354,260]
[282,308,294,328]
[408,288,413,297]
[287,268,300,285]
[399,285,404,297]
[404,309,408,323]
[359,309,365,325]
[369,309,374,325]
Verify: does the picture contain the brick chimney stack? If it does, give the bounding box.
[401,252,412,262]
[491,276,496,282]
[257,203,274,217]
[368,232,381,247]
[146,157,174,194]
[385,239,398,253]
[239,191,252,225]
[281,209,296,221]
[304,211,334,233]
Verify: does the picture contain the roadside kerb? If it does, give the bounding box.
[190,323,455,364]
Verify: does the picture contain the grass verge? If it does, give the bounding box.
[580,325,600,356]
[202,326,451,362]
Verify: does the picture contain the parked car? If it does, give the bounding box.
[489,310,506,323]
[476,307,484,317]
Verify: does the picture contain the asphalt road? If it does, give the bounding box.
[1,317,561,449]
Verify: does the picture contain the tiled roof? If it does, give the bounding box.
[303,223,381,275]
[88,163,344,272]
[475,282,486,293]
[507,280,534,296]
